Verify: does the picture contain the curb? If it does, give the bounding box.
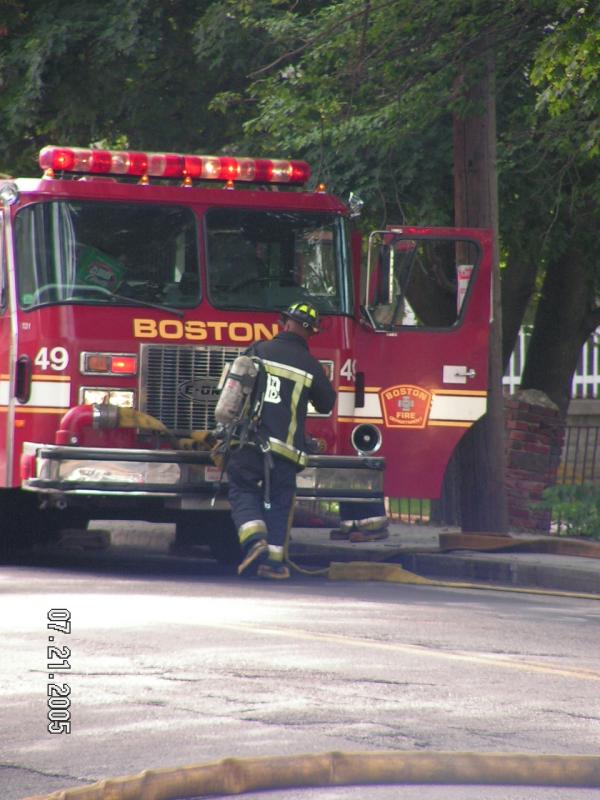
[289,542,600,596]
[396,551,600,596]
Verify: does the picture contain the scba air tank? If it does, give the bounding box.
[214,356,260,425]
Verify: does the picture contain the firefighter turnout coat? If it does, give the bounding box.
[247,331,336,467]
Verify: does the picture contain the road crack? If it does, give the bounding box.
[1,762,89,783]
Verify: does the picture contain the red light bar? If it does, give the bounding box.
[39,146,311,186]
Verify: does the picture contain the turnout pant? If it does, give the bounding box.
[227,446,296,567]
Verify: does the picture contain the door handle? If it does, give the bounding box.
[443,365,477,384]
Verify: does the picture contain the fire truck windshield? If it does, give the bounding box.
[205,209,351,315]
[15,200,199,310]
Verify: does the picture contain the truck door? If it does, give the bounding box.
[351,226,492,499]
[0,207,10,483]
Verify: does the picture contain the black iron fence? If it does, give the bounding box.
[558,425,600,485]
[386,424,600,526]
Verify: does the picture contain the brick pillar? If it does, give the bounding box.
[504,390,565,532]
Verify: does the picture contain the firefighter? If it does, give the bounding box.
[330,500,390,542]
[228,301,336,580]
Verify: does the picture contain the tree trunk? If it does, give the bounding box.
[520,238,597,417]
[500,244,539,371]
[452,45,508,532]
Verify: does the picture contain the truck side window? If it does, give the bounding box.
[366,236,479,330]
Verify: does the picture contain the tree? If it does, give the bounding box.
[0,0,276,174]
[513,2,600,414]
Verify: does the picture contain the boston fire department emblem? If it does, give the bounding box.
[380,384,432,429]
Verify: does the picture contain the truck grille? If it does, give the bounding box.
[140,344,242,434]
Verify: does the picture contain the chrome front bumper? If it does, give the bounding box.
[21,443,384,506]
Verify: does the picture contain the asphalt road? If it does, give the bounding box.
[2,524,600,800]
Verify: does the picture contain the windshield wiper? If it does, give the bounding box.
[108,293,185,317]
[28,293,185,317]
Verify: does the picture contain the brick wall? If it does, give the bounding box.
[504,390,565,532]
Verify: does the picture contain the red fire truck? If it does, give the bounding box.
[0,145,492,560]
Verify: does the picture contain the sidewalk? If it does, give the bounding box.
[95,519,600,596]
[288,523,600,596]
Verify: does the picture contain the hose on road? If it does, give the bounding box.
[22,750,600,800]
[327,560,600,600]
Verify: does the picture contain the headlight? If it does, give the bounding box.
[0,182,20,205]
[79,388,135,407]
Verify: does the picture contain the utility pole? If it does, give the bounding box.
[452,42,508,532]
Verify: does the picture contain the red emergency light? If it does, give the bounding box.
[39,146,311,186]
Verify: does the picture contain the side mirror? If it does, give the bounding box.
[347,192,364,219]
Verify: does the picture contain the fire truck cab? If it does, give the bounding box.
[0,146,492,560]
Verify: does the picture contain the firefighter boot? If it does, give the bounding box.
[329,519,355,540]
[257,562,291,580]
[348,516,389,543]
[237,538,268,575]
[257,545,290,580]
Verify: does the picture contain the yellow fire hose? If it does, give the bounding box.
[21,750,600,799]
[327,560,600,600]
[107,407,222,462]
[113,407,170,434]
[286,525,600,597]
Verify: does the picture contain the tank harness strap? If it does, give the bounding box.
[258,437,274,510]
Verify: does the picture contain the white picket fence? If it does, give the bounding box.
[503,329,600,398]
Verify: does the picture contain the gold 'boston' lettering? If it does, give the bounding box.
[229,322,253,342]
[134,319,279,342]
[184,321,207,341]
[134,319,157,338]
[159,319,183,339]
[254,322,279,340]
